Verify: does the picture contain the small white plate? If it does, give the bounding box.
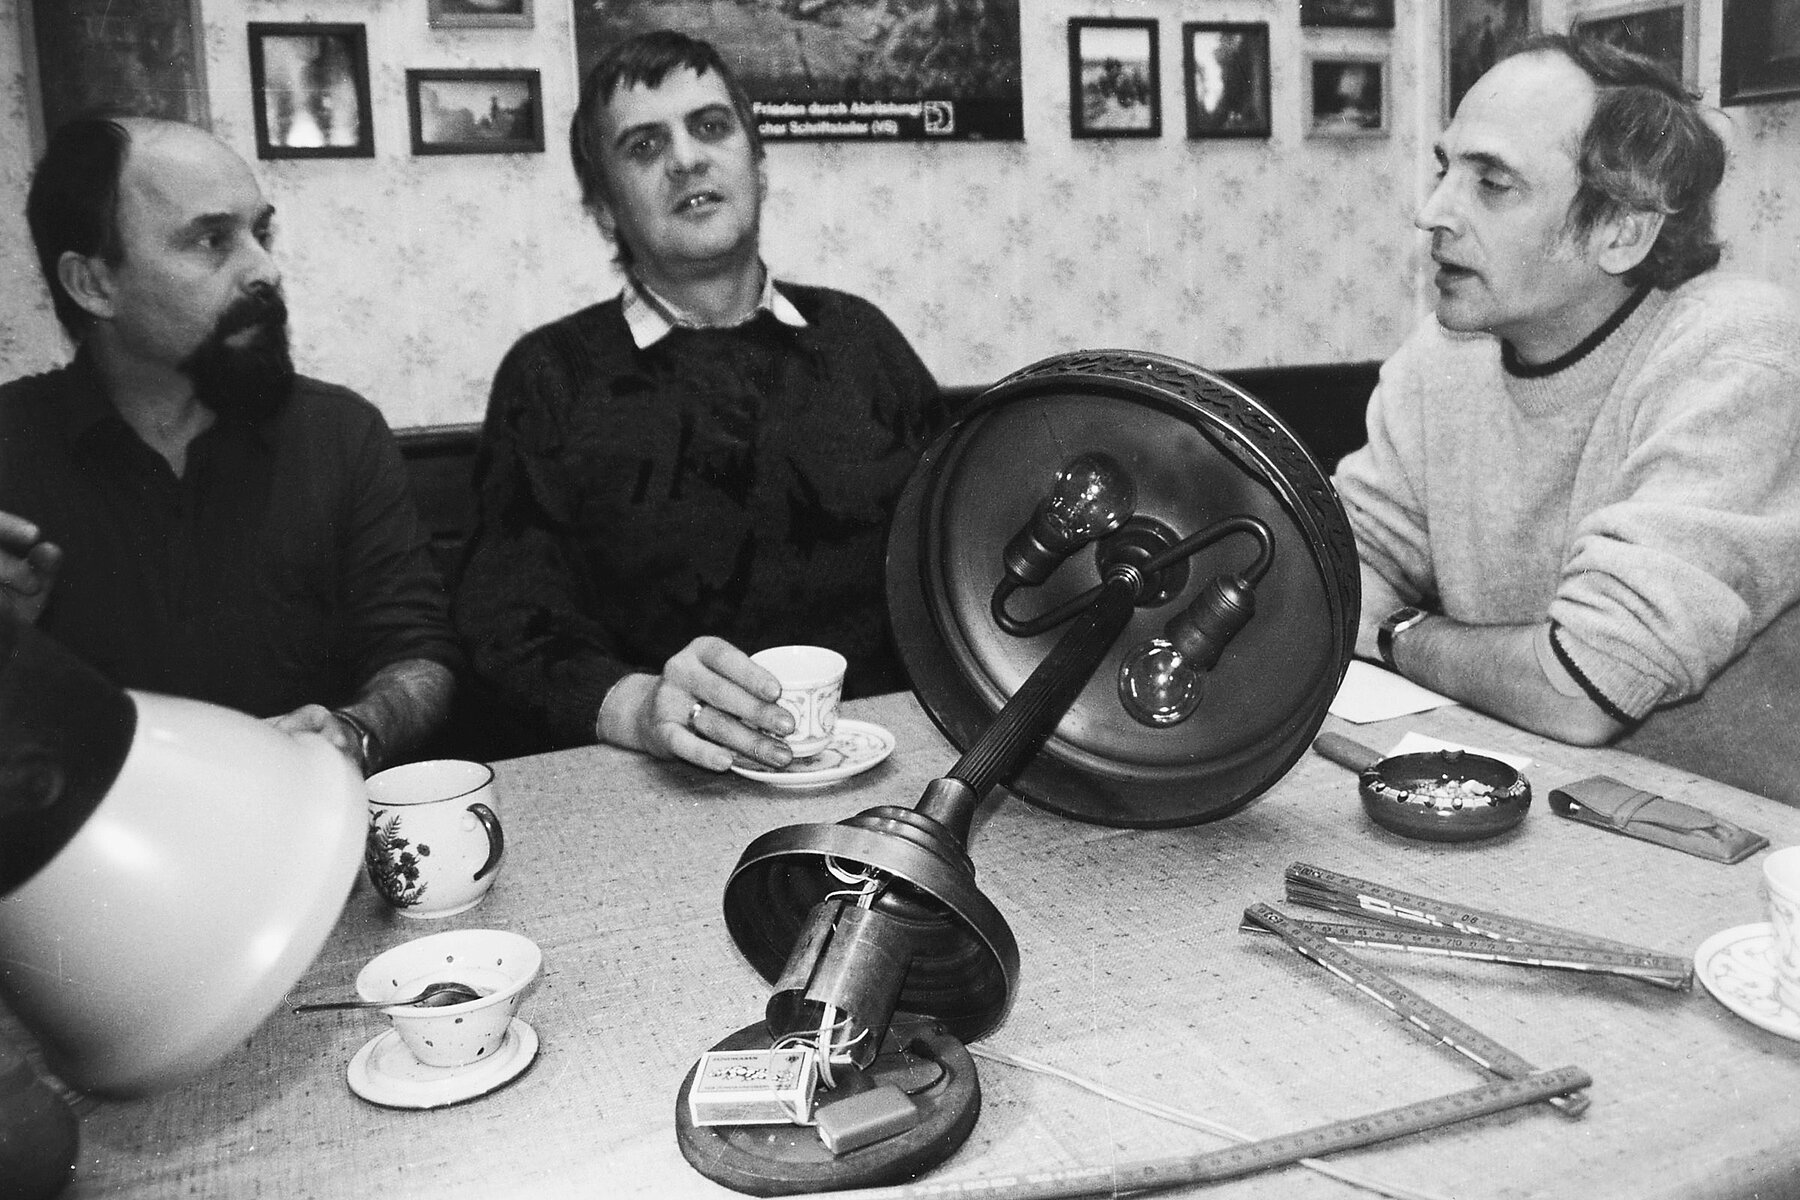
[347,1018,538,1108]
[1694,923,1800,1042]
[730,719,896,788]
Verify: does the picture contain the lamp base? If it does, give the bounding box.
[674,1013,980,1196]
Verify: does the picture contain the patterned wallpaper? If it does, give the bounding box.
[0,0,1794,431]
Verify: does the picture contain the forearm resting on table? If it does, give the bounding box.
[340,658,456,766]
[1389,617,1624,746]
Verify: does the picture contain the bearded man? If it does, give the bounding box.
[0,115,458,775]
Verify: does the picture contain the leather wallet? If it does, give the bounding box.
[1549,775,1768,864]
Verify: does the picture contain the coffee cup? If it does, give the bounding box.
[750,645,846,758]
[1765,845,1800,1011]
[364,760,504,919]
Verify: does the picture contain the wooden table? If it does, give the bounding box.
[49,692,1800,1198]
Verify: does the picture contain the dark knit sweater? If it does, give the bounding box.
[453,283,943,748]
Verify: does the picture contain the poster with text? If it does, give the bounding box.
[572,0,1024,142]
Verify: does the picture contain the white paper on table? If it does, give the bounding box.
[1386,731,1534,771]
[1328,660,1457,723]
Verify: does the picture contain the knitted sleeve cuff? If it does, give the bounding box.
[1547,623,1652,725]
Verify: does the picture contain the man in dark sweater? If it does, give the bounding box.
[454,30,943,769]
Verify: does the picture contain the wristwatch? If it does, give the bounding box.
[1376,605,1430,672]
[331,709,381,776]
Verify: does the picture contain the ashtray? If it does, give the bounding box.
[1315,733,1531,843]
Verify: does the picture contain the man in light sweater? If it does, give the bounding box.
[1333,34,1800,802]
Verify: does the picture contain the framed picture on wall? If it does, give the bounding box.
[1068,18,1161,139]
[428,0,533,30]
[1301,0,1396,29]
[1306,53,1389,136]
[1183,22,1271,139]
[407,69,545,155]
[1571,0,1697,86]
[1721,0,1800,105]
[247,23,374,159]
[16,0,210,154]
[1443,0,1536,120]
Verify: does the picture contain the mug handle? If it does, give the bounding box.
[467,802,504,881]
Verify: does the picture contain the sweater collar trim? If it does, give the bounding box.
[1501,285,1653,379]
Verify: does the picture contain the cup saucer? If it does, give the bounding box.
[729,719,896,789]
[1694,922,1800,1042]
[347,1018,538,1109]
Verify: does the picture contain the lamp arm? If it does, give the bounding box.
[947,574,1139,805]
[989,516,1276,639]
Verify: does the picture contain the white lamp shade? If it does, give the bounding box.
[0,690,364,1097]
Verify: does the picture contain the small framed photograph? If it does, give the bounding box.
[1572,0,1697,87]
[247,23,373,159]
[1068,18,1161,139]
[1444,0,1536,120]
[428,0,533,30]
[1184,23,1272,139]
[1301,0,1396,29]
[1307,53,1389,137]
[406,69,545,155]
[1720,0,1800,106]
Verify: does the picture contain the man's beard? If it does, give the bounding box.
[177,287,296,424]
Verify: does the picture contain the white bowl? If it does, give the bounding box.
[355,930,541,1068]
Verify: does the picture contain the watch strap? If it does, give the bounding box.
[1377,606,1428,672]
[331,708,380,776]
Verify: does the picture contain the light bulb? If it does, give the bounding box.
[1117,574,1259,728]
[1039,453,1136,548]
[1002,453,1137,586]
[1117,638,1204,727]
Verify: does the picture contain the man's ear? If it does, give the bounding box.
[56,251,116,321]
[1596,207,1664,277]
[590,198,619,243]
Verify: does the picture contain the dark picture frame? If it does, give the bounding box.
[1443,0,1536,120]
[1069,18,1161,139]
[1301,0,1396,29]
[1572,0,1696,87]
[1183,22,1271,139]
[407,69,545,155]
[1721,0,1800,106]
[16,0,210,155]
[247,23,374,159]
[1306,53,1389,137]
[574,1,1024,143]
[428,0,534,29]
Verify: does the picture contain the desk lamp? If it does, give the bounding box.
[0,616,365,1193]
[677,351,1358,1194]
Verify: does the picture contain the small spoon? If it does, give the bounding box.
[292,981,482,1014]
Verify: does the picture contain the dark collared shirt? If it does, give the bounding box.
[0,354,459,716]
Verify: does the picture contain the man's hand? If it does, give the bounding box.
[0,511,63,625]
[599,636,796,772]
[269,704,365,771]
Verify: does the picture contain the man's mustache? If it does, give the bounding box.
[213,287,288,340]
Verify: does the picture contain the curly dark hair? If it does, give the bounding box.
[1505,33,1725,289]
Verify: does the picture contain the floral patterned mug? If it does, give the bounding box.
[364,760,504,919]
[751,645,846,758]
[1765,845,1800,1012]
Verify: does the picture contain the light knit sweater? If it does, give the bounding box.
[1335,272,1800,762]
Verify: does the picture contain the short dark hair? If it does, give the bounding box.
[1508,33,1725,289]
[26,113,135,339]
[568,29,763,264]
